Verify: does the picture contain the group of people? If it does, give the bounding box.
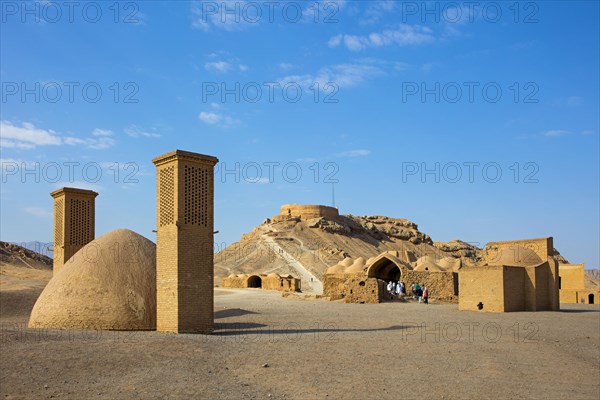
[411,282,429,304]
[386,280,405,296]
[386,281,429,304]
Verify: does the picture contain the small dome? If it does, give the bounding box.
[416,255,437,267]
[345,257,367,273]
[340,258,354,267]
[438,257,461,272]
[413,261,446,272]
[29,229,156,330]
[485,245,542,266]
[228,274,237,278]
[326,264,347,274]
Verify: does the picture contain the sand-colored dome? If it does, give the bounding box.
[413,260,447,272]
[326,263,347,274]
[345,257,367,273]
[415,255,437,267]
[28,229,156,330]
[438,257,461,272]
[228,273,236,278]
[485,245,542,266]
[340,257,354,267]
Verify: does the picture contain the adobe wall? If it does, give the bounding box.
[503,267,526,312]
[263,275,301,292]
[222,274,301,292]
[558,264,585,290]
[459,266,506,312]
[323,274,383,303]
[560,290,596,304]
[402,271,458,303]
[534,262,553,311]
[486,237,553,261]
[278,204,339,220]
[222,275,249,288]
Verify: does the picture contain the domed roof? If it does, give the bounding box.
[340,257,354,267]
[438,257,461,272]
[416,255,437,267]
[28,229,156,330]
[326,263,347,274]
[413,261,447,272]
[485,245,542,266]
[228,273,237,278]
[345,257,367,273]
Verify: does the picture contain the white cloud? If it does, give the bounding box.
[543,130,593,138]
[124,125,161,138]
[279,63,294,71]
[278,61,385,89]
[205,61,232,73]
[92,128,113,137]
[64,136,116,150]
[244,177,270,184]
[23,207,52,219]
[329,25,435,51]
[198,111,238,128]
[199,112,222,124]
[336,149,371,157]
[204,58,249,74]
[1,121,61,149]
[0,121,115,150]
[543,130,571,137]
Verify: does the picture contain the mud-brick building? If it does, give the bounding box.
[222,273,301,292]
[323,250,459,304]
[459,238,560,312]
[558,263,595,304]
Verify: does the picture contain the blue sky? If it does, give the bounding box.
[1,1,598,268]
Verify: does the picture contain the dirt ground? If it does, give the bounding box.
[1,287,599,400]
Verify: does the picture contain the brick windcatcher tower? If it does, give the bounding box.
[152,150,219,333]
[50,187,98,275]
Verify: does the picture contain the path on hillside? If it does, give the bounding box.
[260,234,323,294]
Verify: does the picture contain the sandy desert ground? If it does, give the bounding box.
[1,284,599,400]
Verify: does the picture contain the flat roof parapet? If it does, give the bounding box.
[50,187,99,198]
[152,149,219,167]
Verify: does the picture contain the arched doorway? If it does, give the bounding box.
[589,293,595,304]
[367,256,401,282]
[247,275,262,288]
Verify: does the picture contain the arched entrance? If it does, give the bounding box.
[367,256,401,282]
[247,275,262,288]
[589,293,595,304]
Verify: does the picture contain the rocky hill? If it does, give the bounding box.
[0,241,52,270]
[0,241,52,293]
[215,212,483,291]
[215,207,579,292]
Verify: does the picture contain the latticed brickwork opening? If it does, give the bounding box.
[54,198,64,246]
[159,166,175,226]
[69,199,92,246]
[183,164,209,227]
